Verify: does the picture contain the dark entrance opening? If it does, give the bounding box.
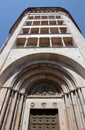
[29,109,60,130]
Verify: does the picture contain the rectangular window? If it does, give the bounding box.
[23,28,29,34]
[17,38,26,46]
[30,28,39,34]
[26,21,32,26]
[57,20,63,25]
[63,37,73,47]
[50,28,59,34]
[51,37,62,47]
[49,16,55,19]
[27,38,38,47]
[29,16,34,19]
[42,16,47,19]
[56,16,61,19]
[33,21,40,25]
[41,21,48,25]
[40,28,49,34]
[39,37,50,47]
[60,27,70,34]
[35,16,40,19]
[49,21,56,25]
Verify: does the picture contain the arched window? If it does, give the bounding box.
[28,81,61,95]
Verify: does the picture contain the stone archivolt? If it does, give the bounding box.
[0,53,85,130]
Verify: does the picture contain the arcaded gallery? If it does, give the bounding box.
[0,7,85,130]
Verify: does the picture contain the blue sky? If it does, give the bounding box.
[0,0,85,47]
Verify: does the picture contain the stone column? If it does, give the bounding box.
[78,89,85,116]
[81,88,85,101]
[4,92,17,130]
[69,93,78,130]
[21,98,30,130]
[75,91,85,130]
[0,88,7,111]
[71,92,83,130]
[0,89,10,128]
[14,95,24,130]
[64,94,75,130]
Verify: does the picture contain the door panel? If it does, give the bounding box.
[29,109,60,130]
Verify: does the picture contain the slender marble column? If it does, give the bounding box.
[21,98,30,130]
[0,88,7,111]
[69,93,78,130]
[14,95,24,130]
[0,89,10,128]
[75,91,85,130]
[65,95,74,130]
[78,89,85,117]
[71,92,83,130]
[64,95,75,130]
[4,92,17,130]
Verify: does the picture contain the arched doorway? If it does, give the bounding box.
[0,53,85,130]
[7,61,77,130]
